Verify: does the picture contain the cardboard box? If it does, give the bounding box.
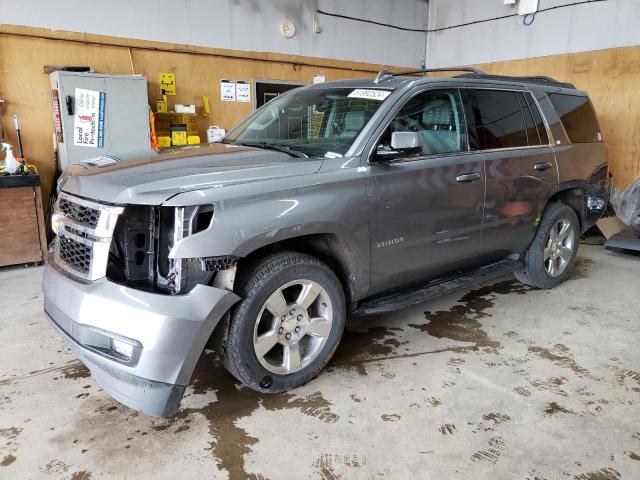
[596,217,627,239]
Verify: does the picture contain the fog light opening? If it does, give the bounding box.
[111,338,134,360]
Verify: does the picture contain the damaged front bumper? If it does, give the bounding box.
[43,254,239,417]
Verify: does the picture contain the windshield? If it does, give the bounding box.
[224,87,392,158]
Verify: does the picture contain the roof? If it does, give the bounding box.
[307,67,578,94]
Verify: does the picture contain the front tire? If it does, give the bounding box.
[223,251,346,393]
[515,202,580,289]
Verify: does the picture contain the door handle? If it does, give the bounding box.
[456,172,481,183]
[534,162,553,171]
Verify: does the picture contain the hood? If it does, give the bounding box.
[59,143,324,205]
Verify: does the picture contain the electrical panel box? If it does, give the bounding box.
[50,71,152,171]
[518,0,539,15]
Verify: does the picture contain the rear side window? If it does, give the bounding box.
[524,93,549,145]
[517,92,550,146]
[518,92,538,144]
[548,93,601,143]
[462,89,528,150]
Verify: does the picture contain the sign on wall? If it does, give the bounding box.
[220,80,236,101]
[159,72,176,95]
[236,81,251,102]
[73,88,105,148]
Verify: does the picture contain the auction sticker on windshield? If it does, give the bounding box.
[348,89,391,101]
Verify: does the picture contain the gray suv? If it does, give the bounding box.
[43,67,609,417]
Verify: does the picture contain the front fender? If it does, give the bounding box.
[165,166,371,300]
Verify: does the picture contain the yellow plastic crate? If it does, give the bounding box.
[157,136,171,148]
[171,130,187,146]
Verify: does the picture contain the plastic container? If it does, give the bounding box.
[1,143,18,174]
[157,136,172,148]
[175,104,196,114]
[207,126,225,143]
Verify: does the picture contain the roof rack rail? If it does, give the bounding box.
[454,72,576,89]
[373,67,576,90]
[374,67,485,84]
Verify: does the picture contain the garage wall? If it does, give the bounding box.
[0,0,429,67]
[426,0,639,67]
[0,24,408,210]
[0,0,429,209]
[426,0,640,189]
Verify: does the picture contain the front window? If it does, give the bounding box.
[225,87,392,158]
[378,88,467,156]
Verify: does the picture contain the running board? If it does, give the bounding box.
[352,260,520,317]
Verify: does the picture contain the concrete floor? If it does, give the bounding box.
[0,244,639,480]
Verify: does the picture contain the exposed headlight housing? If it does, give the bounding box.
[157,205,215,294]
[105,204,222,296]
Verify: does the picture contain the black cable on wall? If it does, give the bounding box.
[316,0,611,33]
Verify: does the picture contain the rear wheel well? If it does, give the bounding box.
[234,234,356,305]
[545,188,584,230]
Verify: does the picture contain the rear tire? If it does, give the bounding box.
[223,251,346,393]
[515,202,580,289]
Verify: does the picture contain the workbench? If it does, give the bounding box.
[0,175,48,267]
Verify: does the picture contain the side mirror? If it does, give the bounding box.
[374,131,423,161]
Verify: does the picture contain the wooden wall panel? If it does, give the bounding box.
[0,28,385,210]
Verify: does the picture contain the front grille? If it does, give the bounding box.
[58,236,92,275]
[60,197,100,228]
[53,193,124,281]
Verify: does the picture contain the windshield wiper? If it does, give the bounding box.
[232,141,308,158]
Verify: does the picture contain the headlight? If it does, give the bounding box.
[50,212,63,236]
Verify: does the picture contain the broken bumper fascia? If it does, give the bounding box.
[42,254,239,417]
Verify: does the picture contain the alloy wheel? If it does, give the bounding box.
[252,279,333,375]
[544,218,576,278]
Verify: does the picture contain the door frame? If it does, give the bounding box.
[252,79,308,111]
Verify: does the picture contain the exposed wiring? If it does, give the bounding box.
[523,12,536,26]
[316,0,610,33]
[315,8,427,32]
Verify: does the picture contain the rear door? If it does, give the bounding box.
[461,87,557,262]
[366,87,485,294]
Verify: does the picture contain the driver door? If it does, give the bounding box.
[366,87,485,295]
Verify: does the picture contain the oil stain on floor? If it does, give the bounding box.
[409,280,529,352]
[177,353,340,480]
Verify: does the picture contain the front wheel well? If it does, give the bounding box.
[233,233,356,305]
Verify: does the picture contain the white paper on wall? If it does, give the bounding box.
[236,81,251,102]
[221,80,236,101]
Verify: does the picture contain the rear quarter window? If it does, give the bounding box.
[548,93,601,143]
